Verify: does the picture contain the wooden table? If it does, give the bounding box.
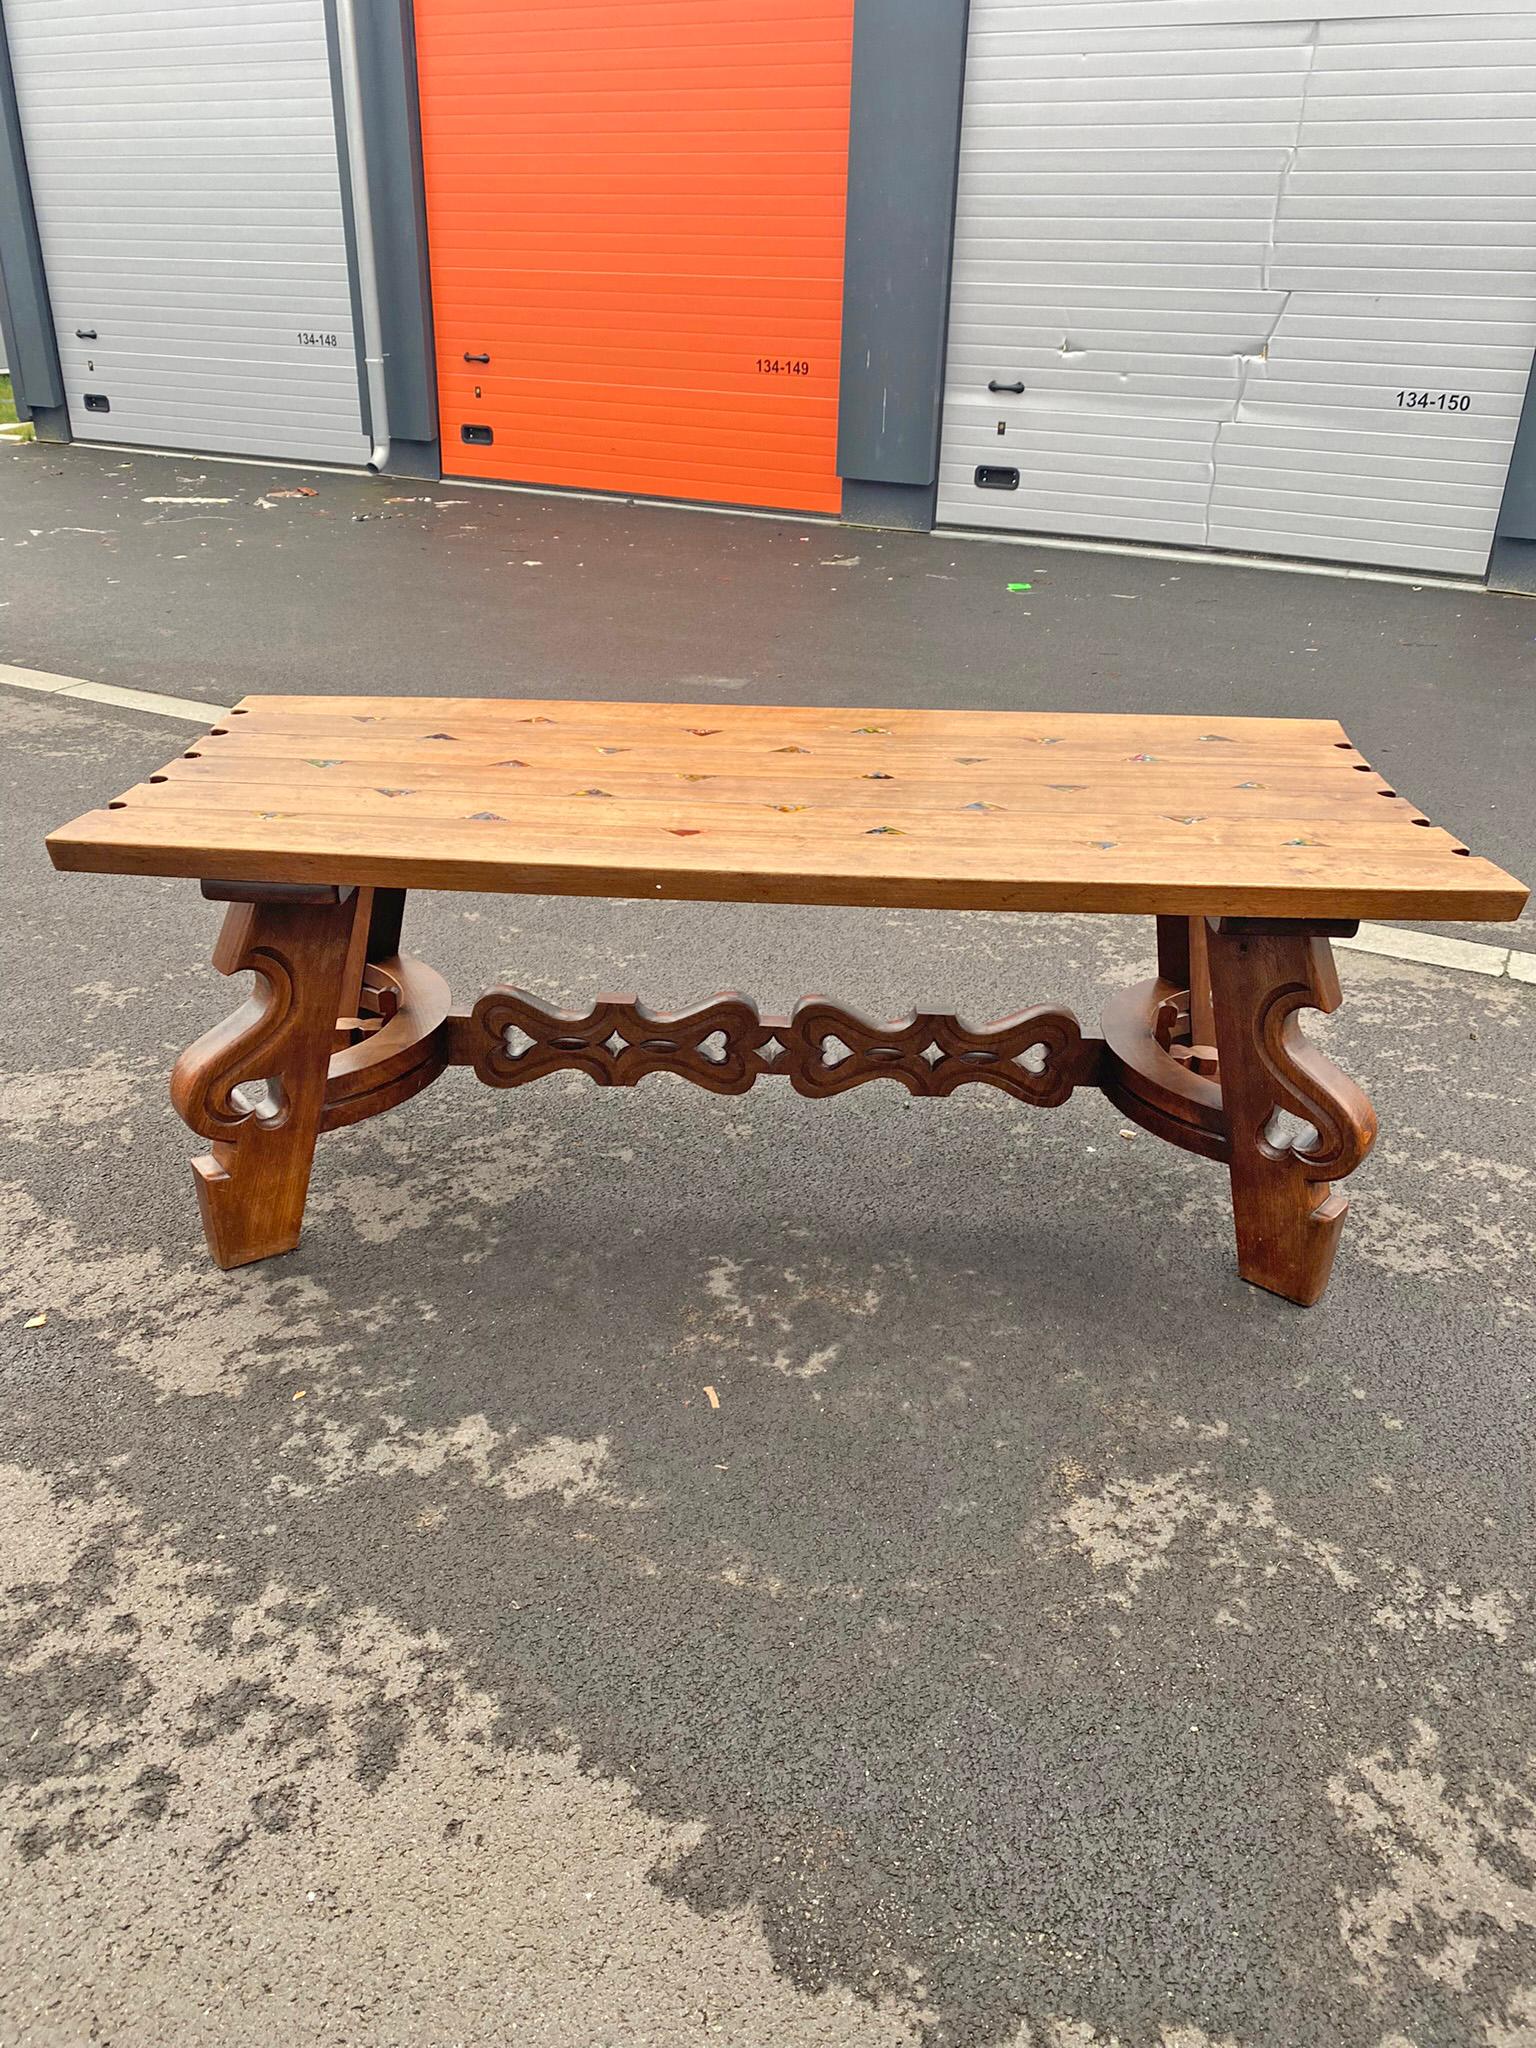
[48,696,1527,1305]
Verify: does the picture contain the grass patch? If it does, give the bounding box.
[0,375,35,438]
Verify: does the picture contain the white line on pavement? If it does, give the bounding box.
[0,660,227,725]
[1336,922,1512,978]
[3,663,1529,983]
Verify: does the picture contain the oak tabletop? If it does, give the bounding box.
[46,695,1528,922]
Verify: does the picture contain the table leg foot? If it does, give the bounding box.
[1206,920,1378,1306]
[170,889,358,1268]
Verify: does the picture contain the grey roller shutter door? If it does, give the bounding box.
[939,0,1536,576]
[5,0,368,464]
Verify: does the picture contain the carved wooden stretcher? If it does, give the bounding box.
[47,697,1527,1305]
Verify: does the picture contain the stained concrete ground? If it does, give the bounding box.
[1,441,1534,2048]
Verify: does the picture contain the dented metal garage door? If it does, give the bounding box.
[939,1,1536,576]
[4,0,368,465]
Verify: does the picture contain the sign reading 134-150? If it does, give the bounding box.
[1397,390,1472,412]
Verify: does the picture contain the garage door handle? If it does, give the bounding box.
[463,352,490,364]
[987,380,1025,395]
[76,328,98,340]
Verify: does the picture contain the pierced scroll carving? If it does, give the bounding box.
[458,989,1099,1105]
[170,892,357,1269]
[161,889,1376,1307]
[466,991,767,1095]
[1206,921,1378,1305]
[1099,916,1378,1303]
[780,999,1094,1104]
[170,906,336,1143]
[170,938,298,1140]
[1242,944,1376,1183]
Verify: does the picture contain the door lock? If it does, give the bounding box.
[987,380,1026,395]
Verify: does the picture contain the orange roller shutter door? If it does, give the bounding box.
[413,0,855,514]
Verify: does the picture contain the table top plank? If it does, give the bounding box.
[104,774,1466,835]
[47,695,1527,922]
[214,696,1356,741]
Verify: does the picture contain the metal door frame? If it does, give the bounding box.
[0,0,67,438]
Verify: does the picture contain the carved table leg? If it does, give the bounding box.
[1155,912,1193,989]
[334,884,375,1046]
[170,885,358,1269]
[1205,918,1377,1306]
[365,886,407,964]
[1187,916,1218,1064]
[1155,914,1217,1074]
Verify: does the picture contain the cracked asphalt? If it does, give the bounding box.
[2,441,1534,2048]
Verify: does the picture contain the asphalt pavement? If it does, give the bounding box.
[2,442,1534,2048]
[1,437,1533,908]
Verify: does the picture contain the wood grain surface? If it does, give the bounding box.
[46,696,1527,921]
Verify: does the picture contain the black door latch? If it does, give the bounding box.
[987,380,1026,395]
[463,352,490,364]
[76,328,98,340]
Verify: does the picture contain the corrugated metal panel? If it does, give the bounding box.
[940,3,1536,574]
[5,0,367,463]
[412,0,852,513]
